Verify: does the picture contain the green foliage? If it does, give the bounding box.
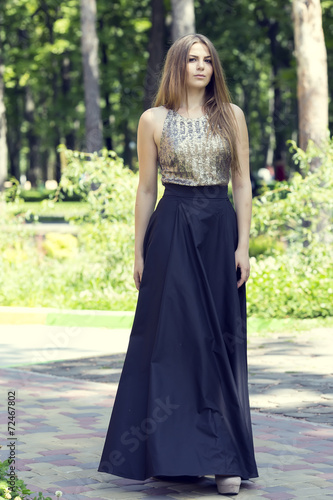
[0,455,52,500]
[2,0,333,181]
[248,138,333,318]
[97,0,151,160]
[19,201,89,217]
[195,0,297,171]
[2,0,83,176]
[251,138,333,249]
[42,233,78,259]
[19,189,83,203]
[0,148,140,310]
[56,146,138,224]
[1,0,152,176]
[3,179,83,204]
[1,142,332,318]
[249,234,285,258]
[247,246,333,318]
[19,190,53,203]
[0,251,137,310]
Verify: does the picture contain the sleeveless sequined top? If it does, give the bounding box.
[158,108,231,186]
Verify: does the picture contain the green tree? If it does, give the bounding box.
[1,0,333,180]
[2,0,83,183]
[195,0,297,172]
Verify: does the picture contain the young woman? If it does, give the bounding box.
[98,33,258,496]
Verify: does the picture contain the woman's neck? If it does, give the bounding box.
[179,89,206,113]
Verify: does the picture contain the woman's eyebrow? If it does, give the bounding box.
[189,54,211,58]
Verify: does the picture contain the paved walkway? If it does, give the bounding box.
[248,329,333,426]
[1,322,333,499]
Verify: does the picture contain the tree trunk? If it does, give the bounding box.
[171,0,195,42]
[61,56,76,151]
[7,81,22,182]
[267,21,285,165]
[18,28,41,186]
[292,0,328,151]
[103,89,113,152]
[24,85,40,187]
[54,130,62,183]
[99,18,113,151]
[144,0,165,110]
[80,0,103,153]
[254,9,293,172]
[0,39,8,190]
[122,120,133,170]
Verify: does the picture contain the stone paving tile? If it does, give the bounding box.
[19,328,333,426]
[0,329,333,500]
[247,329,333,427]
[261,494,297,499]
[2,357,333,500]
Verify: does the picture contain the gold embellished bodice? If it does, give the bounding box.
[158,109,231,186]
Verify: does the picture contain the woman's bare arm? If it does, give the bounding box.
[133,109,158,290]
[230,104,252,288]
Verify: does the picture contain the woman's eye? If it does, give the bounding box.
[188,58,212,63]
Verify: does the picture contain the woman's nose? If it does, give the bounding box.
[197,59,204,69]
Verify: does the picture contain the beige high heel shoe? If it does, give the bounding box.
[215,475,241,495]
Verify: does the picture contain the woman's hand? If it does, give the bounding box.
[235,247,250,288]
[133,255,144,291]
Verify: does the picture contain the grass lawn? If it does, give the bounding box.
[38,311,333,333]
[0,305,331,333]
[248,316,333,335]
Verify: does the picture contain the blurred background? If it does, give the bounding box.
[0,0,332,185]
[0,0,332,322]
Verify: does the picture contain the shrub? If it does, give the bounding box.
[0,148,141,310]
[251,139,333,249]
[0,454,54,499]
[1,141,332,318]
[56,146,139,224]
[247,245,333,318]
[249,234,285,258]
[248,138,333,318]
[42,233,78,259]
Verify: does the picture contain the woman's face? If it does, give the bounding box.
[186,42,213,90]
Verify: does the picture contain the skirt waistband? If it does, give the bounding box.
[163,182,229,199]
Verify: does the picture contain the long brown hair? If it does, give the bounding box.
[153,34,241,174]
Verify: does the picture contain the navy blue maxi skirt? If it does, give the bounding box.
[98,182,258,481]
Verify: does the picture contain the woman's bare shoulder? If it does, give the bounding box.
[139,106,169,128]
[227,104,247,135]
[229,103,245,119]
